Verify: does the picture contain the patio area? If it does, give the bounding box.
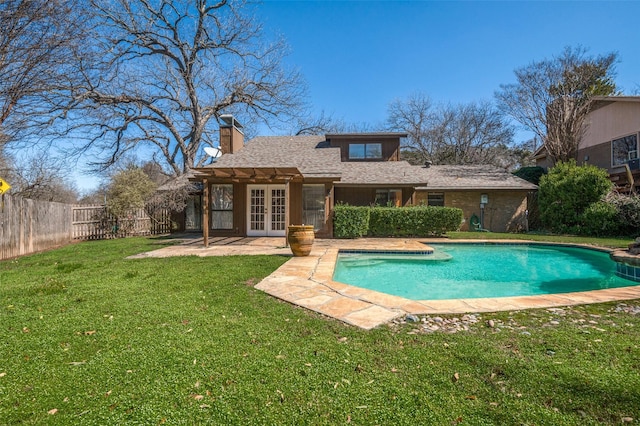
[131,236,640,330]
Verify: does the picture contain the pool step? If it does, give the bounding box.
[339,251,453,265]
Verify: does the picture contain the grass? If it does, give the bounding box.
[446,231,633,249]
[0,236,639,424]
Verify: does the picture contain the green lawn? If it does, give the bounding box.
[1,236,639,425]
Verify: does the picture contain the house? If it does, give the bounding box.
[189,116,537,243]
[535,96,640,192]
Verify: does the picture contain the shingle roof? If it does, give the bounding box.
[210,135,342,177]
[416,165,538,190]
[336,161,429,185]
[201,135,537,190]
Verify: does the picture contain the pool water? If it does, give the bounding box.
[332,244,635,300]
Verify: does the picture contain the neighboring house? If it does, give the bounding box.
[189,116,537,242]
[535,96,640,193]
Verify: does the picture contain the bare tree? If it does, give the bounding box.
[0,0,87,143]
[0,144,13,182]
[1,150,79,202]
[145,179,194,220]
[387,93,515,167]
[430,102,515,166]
[293,110,347,135]
[290,110,382,135]
[387,92,436,161]
[495,46,618,164]
[140,160,172,186]
[64,0,306,175]
[135,159,193,216]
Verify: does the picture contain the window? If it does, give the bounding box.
[427,192,445,207]
[375,189,402,207]
[612,134,638,166]
[348,143,382,160]
[211,184,233,229]
[185,195,202,231]
[302,185,325,231]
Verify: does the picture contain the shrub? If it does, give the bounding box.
[513,166,546,185]
[580,201,620,237]
[538,160,612,233]
[105,167,158,236]
[333,205,369,238]
[334,205,463,238]
[106,167,157,218]
[604,191,640,237]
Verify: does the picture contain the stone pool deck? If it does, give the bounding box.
[132,236,640,330]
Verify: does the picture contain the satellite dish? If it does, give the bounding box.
[204,146,222,159]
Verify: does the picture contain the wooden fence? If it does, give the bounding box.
[0,194,72,260]
[0,194,172,260]
[72,205,171,240]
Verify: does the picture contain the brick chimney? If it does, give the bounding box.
[219,115,244,154]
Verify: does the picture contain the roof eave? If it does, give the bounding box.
[334,182,425,188]
[417,185,538,191]
[325,132,408,139]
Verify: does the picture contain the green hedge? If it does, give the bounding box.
[333,205,463,238]
[333,204,370,238]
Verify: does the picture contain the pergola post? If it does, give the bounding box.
[284,177,291,247]
[203,179,209,247]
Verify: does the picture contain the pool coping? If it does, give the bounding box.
[255,239,640,330]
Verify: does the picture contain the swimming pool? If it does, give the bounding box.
[333,243,635,300]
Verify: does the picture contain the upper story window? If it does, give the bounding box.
[612,134,638,166]
[348,143,382,160]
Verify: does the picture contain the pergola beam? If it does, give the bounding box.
[193,167,303,180]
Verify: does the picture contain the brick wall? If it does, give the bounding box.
[415,190,531,232]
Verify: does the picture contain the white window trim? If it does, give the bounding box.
[611,133,639,167]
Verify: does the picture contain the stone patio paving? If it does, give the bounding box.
[132,236,640,330]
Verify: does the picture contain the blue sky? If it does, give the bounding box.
[74,0,640,192]
[256,0,640,130]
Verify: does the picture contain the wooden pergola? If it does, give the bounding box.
[192,167,303,247]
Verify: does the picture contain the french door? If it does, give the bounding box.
[247,185,286,236]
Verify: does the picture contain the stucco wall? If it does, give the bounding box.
[579,100,640,174]
[577,142,614,171]
[415,190,531,232]
[582,101,640,149]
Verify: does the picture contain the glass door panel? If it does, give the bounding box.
[270,188,286,233]
[249,187,265,233]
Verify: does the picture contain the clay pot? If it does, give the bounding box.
[287,225,315,256]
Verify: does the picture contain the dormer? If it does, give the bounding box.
[326,133,408,162]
